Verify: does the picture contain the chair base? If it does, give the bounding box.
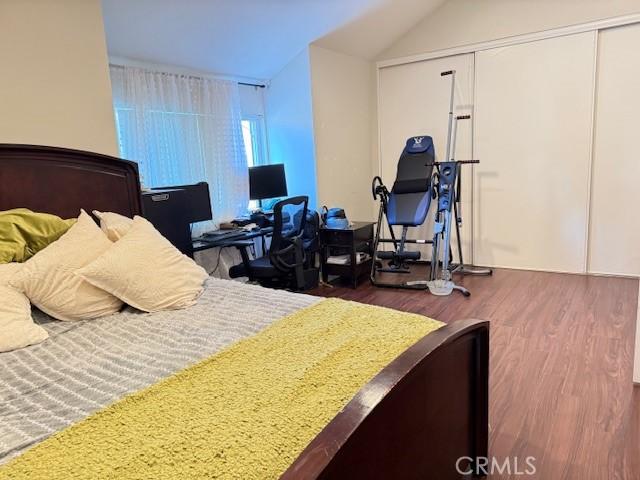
[253,267,319,292]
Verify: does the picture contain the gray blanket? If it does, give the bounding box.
[0,278,319,463]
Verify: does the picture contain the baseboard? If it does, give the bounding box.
[587,270,640,280]
[479,264,639,279]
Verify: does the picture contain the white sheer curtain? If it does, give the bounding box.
[110,65,249,234]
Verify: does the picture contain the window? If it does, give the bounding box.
[113,106,216,187]
[241,116,268,167]
[241,120,254,166]
[241,116,269,210]
[110,65,251,231]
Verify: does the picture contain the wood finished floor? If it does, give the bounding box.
[310,267,640,480]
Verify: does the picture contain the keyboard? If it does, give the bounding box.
[193,232,245,251]
[201,230,245,241]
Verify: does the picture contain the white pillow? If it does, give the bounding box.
[77,216,208,312]
[92,210,133,242]
[0,263,48,352]
[10,210,123,321]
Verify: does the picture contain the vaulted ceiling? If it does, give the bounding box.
[101,0,445,80]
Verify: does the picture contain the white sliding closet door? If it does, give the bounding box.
[473,32,597,273]
[378,54,474,260]
[588,24,640,277]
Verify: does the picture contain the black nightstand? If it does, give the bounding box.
[320,222,374,289]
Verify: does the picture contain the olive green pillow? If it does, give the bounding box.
[0,209,76,264]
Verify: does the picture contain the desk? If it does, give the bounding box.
[192,228,273,279]
[193,227,273,254]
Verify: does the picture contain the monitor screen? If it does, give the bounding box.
[249,164,288,200]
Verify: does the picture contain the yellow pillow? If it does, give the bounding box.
[77,216,208,312]
[0,263,48,352]
[10,210,123,321]
[92,210,133,242]
[0,208,75,263]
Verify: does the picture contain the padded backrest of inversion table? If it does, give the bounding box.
[387,136,435,226]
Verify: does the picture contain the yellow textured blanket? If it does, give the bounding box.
[0,298,443,480]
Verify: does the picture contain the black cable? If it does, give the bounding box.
[211,246,225,274]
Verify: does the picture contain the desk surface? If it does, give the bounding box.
[193,227,273,251]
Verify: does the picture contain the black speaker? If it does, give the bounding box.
[142,189,193,257]
[152,182,212,224]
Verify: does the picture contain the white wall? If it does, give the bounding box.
[0,0,118,156]
[309,45,375,221]
[265,49,318,208]
[379,0,640,60]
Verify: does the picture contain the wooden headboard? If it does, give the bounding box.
[0,144,142,219]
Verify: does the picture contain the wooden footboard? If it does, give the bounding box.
[281,319,489,480]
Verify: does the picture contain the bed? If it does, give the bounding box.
[0,144,489,479]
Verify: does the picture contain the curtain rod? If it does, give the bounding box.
[109,62,266,88]
[238,82,266,88]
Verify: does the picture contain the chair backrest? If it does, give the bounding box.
[269,196,309,271]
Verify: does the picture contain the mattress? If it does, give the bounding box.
[0,278,319,463]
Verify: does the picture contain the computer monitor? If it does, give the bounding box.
[249,164,288,201]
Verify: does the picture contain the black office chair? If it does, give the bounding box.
[230,196,312,290]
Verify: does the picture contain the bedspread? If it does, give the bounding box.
[0,298,443,480]
[0,278,319,463]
